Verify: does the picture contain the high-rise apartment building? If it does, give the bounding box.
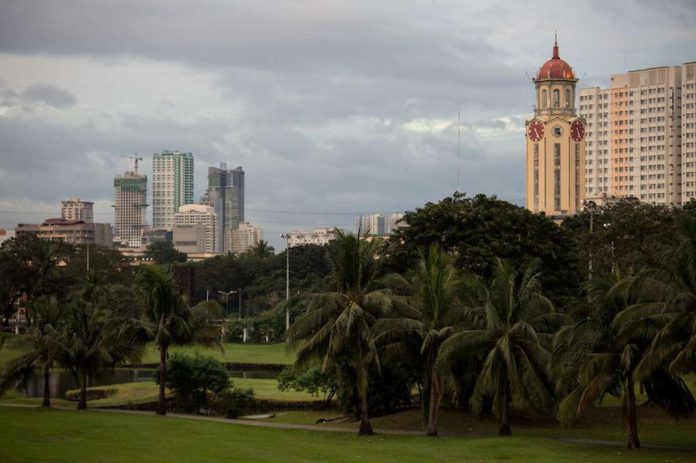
[230,222,263,254]
[388,212,406,234]
[202,164,244,253]
[172,204,216,254]
[61,198,94,223]
[113,171,147,248]
[525,38,587,218]
[152,151,194,230]
[355,214,386,235]
[579,62,696,206]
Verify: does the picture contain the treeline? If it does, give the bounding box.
[281,194,696,448]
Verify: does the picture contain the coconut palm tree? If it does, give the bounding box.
[555,274,695,450]
[287,229,392,435]
[0,296,62,407]
[437,258,556,436]
[374,245,469,436]
[136,265,220,415]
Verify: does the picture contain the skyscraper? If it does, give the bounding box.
[113,171,147,248]
[579,62,696,206]
[355,214,386,235]
[203,164,244,253]
[525,37,586,218]
[152,150,194,230]
[61,198,94,223]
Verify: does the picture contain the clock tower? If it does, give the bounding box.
[525,36,586,218]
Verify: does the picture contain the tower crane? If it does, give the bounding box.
[122,154,143,174]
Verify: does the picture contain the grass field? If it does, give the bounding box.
[1,407,694,463]
[0,341,294,367]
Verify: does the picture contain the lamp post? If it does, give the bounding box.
[217,289,237,317]
[280,233,290,331]
[583,200,597,281]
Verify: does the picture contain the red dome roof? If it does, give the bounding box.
[536,40,575,80]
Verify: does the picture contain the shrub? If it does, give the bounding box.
[156,353,231,412]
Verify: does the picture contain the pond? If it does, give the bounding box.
[20,367,279,399]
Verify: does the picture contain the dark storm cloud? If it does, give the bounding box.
[22,83,77,109]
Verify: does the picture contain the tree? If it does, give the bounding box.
[158,353,231,412]
[437,259,556,436]
[555,274,695,449]
[387,193,580,305]
[58,288,142,410]
[562,198,676,280]
[0,297,62,407]
[246,240,275,259]
[374,245,467,436]
[144,241,186,264]
[136,266,220,415]
[287,230,393,435]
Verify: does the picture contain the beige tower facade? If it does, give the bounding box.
[525,39,586,218]
[579,63,696,206]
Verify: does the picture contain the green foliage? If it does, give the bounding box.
[387,193,580,305]
[216,387,256,418]
[563,198,676,279]
[157,353,231,412]
[144,241,186,264]
[278,363,338,402]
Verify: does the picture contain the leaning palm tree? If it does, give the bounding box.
[437,258,556,436]
[136,265,220,415]
[556,274,695,450]
[374,245,468,436]
[0,296,62,407]
[287,229,392,435]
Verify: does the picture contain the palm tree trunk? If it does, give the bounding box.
[157,344,168,416]
[77,369,88,410]
[624,377,641,449]
[41,363,51,408]
[499,385,512,436]
[426,375,442,436]
[422,367,432,427]
[357,366,373,436]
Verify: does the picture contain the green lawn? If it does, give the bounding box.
[0,341,294,367]
[1,407,694,463]
[134,342,294,366]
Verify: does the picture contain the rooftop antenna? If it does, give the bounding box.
[122,154,143,174]
[457,103,461,191]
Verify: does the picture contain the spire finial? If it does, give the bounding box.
[553,31,559,59]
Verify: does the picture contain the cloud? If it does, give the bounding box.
[22,82,77,109]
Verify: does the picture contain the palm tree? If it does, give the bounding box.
[555,274,695,449]
[136,265,220,415]
[374,245,467,436]
[58,287,142,410]
[287,229,392,435]
[0,296,62,407]
[437,258,556,436]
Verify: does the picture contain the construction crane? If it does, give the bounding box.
[122,154,143,174]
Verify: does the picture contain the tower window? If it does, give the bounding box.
[565,89,571,108]
[542,89,548,108]
[553,89,560,108]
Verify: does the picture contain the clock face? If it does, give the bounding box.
[571,120,586,142]
[527,120,545,142]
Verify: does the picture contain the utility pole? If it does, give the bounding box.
[280,233,291,331]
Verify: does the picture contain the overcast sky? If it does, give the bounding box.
[1,0,694,249]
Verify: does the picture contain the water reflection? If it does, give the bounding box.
[21,368,279,398]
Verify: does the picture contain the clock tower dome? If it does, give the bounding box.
[525,36,586,218]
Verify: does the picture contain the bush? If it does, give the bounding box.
[217,388,256,418]
[156,353,231,412]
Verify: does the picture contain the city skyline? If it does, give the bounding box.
[0,1,694,249]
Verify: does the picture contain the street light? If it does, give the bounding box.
[216,289,237,317]
[280,233,291,331]
[583,200,597,281]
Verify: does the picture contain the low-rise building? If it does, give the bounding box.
[16,219,113,247]
[286,228,340,247]
[172,204,216,254]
